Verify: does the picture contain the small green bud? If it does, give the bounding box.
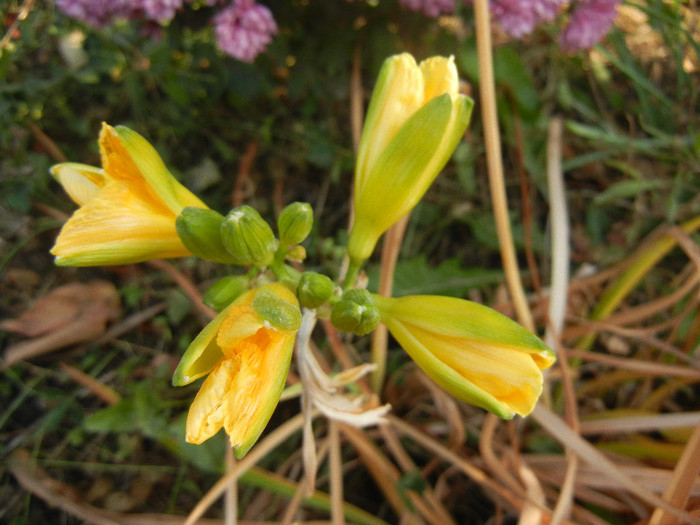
[277,202,313,247]
[220,206,277,266]
[202,275,249,311]
[331,288,380,336]
[252,287,302,331]
[176,207,237,263]
[298,271,335,309]
[286,245,307,262]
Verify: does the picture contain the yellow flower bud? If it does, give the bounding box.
[173,283,300,458]
[348,54,474,264]
[51,123,207,266]
[375,294,555,418]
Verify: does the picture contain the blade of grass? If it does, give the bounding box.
[578,214,700,350]
[531,404,700,523]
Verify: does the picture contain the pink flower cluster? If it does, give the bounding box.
[398,0,621,50]
[559,0,621,50]
[56,0,622,62]
[55,0,277,62]
[213,0,278,63]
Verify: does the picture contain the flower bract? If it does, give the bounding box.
[374,294,555,418]
[51,122,207,266]
[172,283,301,458]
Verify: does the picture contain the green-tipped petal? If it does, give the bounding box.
[172,305,230,386]
[384,317,515,419]
[375,294,554,417]
[110,124,206,213]
[349,93,472,263]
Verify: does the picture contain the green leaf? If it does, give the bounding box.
[593,179,667,206]
[369,255,503,297]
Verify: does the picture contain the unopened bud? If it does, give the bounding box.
[286,245,307,262]
[298,271,335,309]
[277,202,313,247]
[331,288,380,336]
[220,206,277,266]
[202,275,249,311]
[176,207,236,263]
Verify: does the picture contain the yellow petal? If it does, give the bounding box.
[186,359,237,444]
[103,123,206,213]
[221,327,295,458]
[50,163,107,206]
[419,55,459,101]
[355,53,424,198]
[51,181,191,266]
[410,326,543,416]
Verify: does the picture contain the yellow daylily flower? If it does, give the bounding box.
[347,54,474,264]
[172,283,301,458]
[374,294,555,418]
[51,122,207,266]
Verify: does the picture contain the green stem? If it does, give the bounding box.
[342,258,362,290]
[241,467,389,525]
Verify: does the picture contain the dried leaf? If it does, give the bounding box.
[2,281,121,366]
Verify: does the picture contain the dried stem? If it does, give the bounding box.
[473,0,534,332]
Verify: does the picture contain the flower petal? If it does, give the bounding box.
[51,181,192,266]
[50,163,107,206]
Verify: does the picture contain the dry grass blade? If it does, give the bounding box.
[532,405,700,523]
[339,424,418,524]
[184,413,305,525]
[579,412,700,435]
[649,423,700,525]
[58,362,121,405]
[9,450,223,525]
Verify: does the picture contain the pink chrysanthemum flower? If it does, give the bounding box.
[55,0,133,28]
[490,0,565,38]
[560,0,621,50]
[139,0,185,22]
[399,0,457,18]
[214,0,278,63]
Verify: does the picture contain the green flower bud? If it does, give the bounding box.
[252,286,302,331]
[331,288,380,336]
[176,207,237,263]
[298,271,335,308]
[220,206,277,266]
[286,245,307,262]
[202,275,249,311]
[277,202,313,247]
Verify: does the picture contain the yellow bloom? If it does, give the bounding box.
[172,283,301,458]
[374,294,555,418]
[51,122,207,266]
[348,54,474,264]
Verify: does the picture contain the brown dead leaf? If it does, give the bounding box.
[1,281,121,367]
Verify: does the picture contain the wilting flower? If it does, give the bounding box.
[172,283,301,458]
[347,53,473,264]
[51,123,207,266]
[213,0,278,63]
[560,0,621,50]
[374,294,555,418]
